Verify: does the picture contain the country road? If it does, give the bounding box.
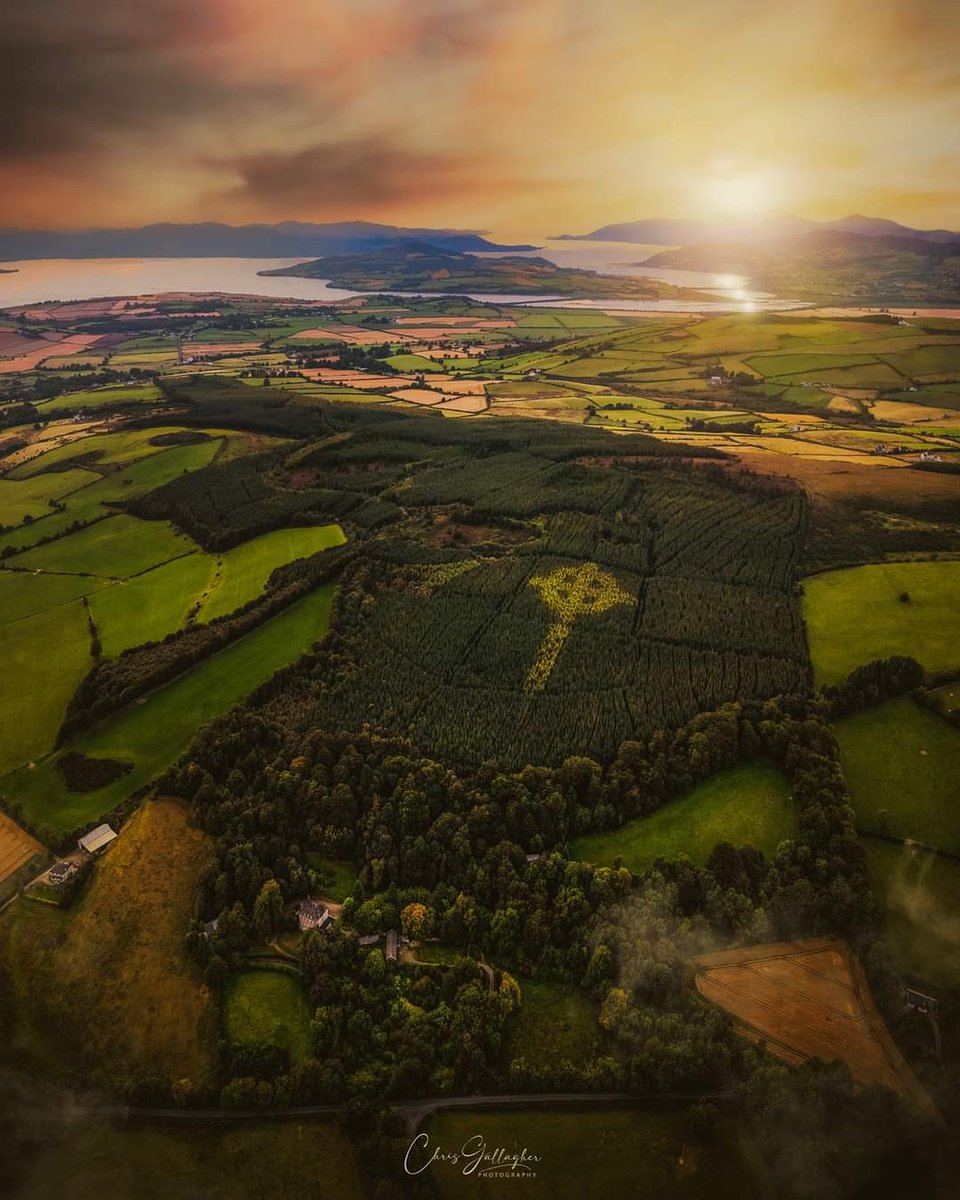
[91,1088,735,1134]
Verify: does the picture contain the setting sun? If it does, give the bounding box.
[705,169,782,220]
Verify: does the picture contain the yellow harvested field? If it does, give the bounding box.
[300,368,413,389]
[0,812,44,884]
[413,347,475,359]
[809,306,960,320]
[185,341,264,354]
[870,400,960,423]
[438,395,488,413]
[1,421,112,469]
[694,939,933,1115]
[389,387,447,405]
[827,395,863,414]
[290,325,415,344]
[386,326,463,340]
[756,436,903,462]
[427,376,488,395]
[757,412,831,424]
[0,798,215,1085]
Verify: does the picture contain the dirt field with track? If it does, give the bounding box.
[693,938,934,1115]
[0,811,43,885]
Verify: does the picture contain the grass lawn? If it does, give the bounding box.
[571,762,795,873]
[11,1119,363,1200]
[225,971,313,1065]
[863,836,960,989]
[306,854,358,902]
[0,799,214,1086]
[803,560,960,686]
[198,523,345,622]
[0,601,93,776]
[505,978,616,1068]
[835,697,960,852]
[12,514,194,578]
[0,582,338,833]
[424,1110,761,1200]
[412,943,472,965]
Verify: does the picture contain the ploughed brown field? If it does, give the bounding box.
[0,332,101,372]
[693,938,934,1115]
[0,811,43,885]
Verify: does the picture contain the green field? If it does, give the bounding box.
[11,1120,364,1200]
[804,560,960,686]
[12,514,192,578]
[835,697,960,852]
[0,601,93,776]
[1,438,223,554]
[385,352,445,372]
[0,569,108,624]
[571,762,795,873]
[198,524,346,622]
[424,1109,761,1200]
[225,970,313,1065]
[746,352,879,379]
[36,383,163,412]
[505,978,615,1068]
[0,582,338,833]
[8,427,181,478]
[0,466,98,525]
[863,836,960,989]
[89,553,214,656]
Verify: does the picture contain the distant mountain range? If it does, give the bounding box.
[557,214,960,246]
[0,221,534,262]
[646,229,960,303]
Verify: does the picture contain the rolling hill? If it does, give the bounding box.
[260,240,710,299]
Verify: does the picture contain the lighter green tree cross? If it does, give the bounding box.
[524,562,634,693]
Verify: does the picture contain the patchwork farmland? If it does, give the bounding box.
[1,285,959,1197]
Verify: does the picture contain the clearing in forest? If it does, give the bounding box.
[571,761,794,872]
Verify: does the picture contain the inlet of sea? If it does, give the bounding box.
[0,244,806,313]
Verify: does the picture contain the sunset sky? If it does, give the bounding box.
[1,0,958,239]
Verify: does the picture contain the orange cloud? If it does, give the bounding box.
[0,0,957,236]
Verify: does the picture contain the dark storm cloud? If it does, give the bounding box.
[218,138,479,211]
[0,1,267,158]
